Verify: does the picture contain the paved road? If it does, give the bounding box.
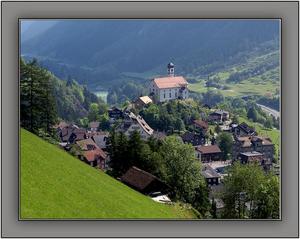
[257,104,280,119]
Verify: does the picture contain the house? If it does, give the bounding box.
[71,128,87,141]
[134,96,153,108]
[76,138,107,169]
[82,148,107,169]
[232,122,257,137]
[117,111,154,140]
[89,121,100,132]
[201,165,221,186]
[149,63,188,102]
[208,110,229,123]
[203,160,232,179]
[76,138,98,151]
[108,107,124,121]
[195,145,223,162]
[232,135,274,162]
[121,166,169,194]
[91,131,109,149]
[238,151,272,171]
[193,119,209,134]
[59,126,87,143]
[181,132,205,146]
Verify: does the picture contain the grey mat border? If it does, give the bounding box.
[1,1,299,238]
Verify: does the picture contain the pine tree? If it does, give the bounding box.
[20,58,58,134]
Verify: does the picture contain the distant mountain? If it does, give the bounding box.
[21,20,58,42]
[21,20,280,90]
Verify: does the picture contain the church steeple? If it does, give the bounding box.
[167,62,175,77]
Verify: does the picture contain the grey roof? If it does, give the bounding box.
[201,166,221,179]
[240,151,263,157]
[214,109,229,115]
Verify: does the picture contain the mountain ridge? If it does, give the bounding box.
[21,20,280,90]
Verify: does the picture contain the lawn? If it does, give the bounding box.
[189,78,278,98]
[20,129,196,219]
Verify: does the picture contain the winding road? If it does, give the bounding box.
[256,104,280,119]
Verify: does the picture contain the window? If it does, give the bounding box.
[169,93,171,98]
[164,94,165,98]
[175,92,177,98]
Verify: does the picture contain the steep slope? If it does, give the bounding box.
[21,20,280,89]
[20,129,196,219]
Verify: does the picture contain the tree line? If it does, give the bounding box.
[108,130,210,218]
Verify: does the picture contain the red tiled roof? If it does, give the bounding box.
[153,76,187,89]
[193,120,209,129]
[196,145,222,154]
[83,148,107,162]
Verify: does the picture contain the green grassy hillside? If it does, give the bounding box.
[189,47,280,98]
[20,129,196,219]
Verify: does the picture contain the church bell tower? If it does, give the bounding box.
[167,62,175,77]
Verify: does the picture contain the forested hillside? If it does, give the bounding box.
[20,58,101,127]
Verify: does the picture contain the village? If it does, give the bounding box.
[54,63,279,215]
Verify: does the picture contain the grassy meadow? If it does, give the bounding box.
[20,129,196,219]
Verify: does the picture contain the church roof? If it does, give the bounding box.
[153,76,188,89]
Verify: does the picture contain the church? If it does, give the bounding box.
[149,63,189,103]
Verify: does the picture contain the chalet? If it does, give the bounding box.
[232,122,257,137]
[121,166,169,194]
[203,160,232,178]
[117,112,154,140]
[134,96,153,108]
[232,135,274,162]
[82,148,107,169]
[208,110,229,123]
[89,121,100,132]
[181,132,205,146]
[201,165,221,186]
[76,138,107,169]
[149,63,188,102]
[193,119,209,134]
[76,138,98,151]
[108,107,124,121]
[238,151,272,171]
[195,145,223,162]
[60,126,87,143]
